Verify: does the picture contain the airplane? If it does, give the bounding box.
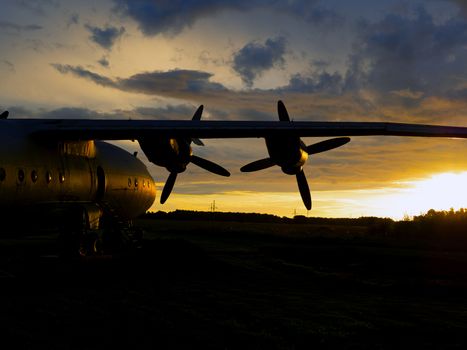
[0,100,466,256]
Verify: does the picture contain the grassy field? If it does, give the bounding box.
[1,218,467,349]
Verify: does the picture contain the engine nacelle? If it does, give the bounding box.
[265,137,308,175]
[138,138,192,173]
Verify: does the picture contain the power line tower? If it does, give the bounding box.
[210,200,217,213]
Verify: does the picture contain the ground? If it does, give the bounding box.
[1,218,467,349]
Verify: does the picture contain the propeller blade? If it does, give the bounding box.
[277,100,290,121]
[192,105,203,121]
[0,111,8,119]
[189,106,205,145]
[160,172,178,204]
[306,137,350,155]
[191,155,230,177]
[296,170,312,210]
[240,158,275,172]
[192,138,204,146]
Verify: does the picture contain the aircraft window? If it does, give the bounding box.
[59,173,65,183]
[0,168,5,181]
[31,170,38,183]
[18,169,25,183]
[46,171,52,184]
[128,178,132,187]
[134,178,138,187]
[143,180,146,187]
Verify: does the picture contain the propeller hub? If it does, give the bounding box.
[281,166,301,175]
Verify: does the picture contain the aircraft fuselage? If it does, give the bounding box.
[0,120,156,221]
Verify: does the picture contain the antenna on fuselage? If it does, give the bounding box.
[0,111,9,119]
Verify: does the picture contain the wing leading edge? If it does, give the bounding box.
[26,119,467,140]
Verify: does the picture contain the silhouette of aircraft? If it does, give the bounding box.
[1,100,466,255]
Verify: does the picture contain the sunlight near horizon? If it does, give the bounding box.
[358,172,467,219]
[151,172,467,220]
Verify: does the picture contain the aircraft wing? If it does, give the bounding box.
[22,119,467,140]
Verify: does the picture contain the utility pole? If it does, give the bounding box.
[210,200,217,212]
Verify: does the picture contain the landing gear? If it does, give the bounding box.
[57,204,143,258]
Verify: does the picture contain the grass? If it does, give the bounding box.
[1,219,467,348]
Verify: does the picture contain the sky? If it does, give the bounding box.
[1,0,467,219]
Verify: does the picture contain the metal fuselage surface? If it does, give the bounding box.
[0,120,156,220]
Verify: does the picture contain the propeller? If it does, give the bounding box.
[240,158,275,172]
[191,155,230,176]
[241,100,350,210]
[296,170,312,210]
[160,172,177,204]
[157,105,230,204]
[191,105,205,146]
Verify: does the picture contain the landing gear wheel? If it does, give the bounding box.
[79,232,103,257]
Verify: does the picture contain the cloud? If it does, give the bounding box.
[67,13,79,28]
[119,69,227,94]
[451,0,467,15]
[112,0,339,36]
[4,106,108,119]
[345,7,467,100]
[51,64,116,87]
[0,20,42,32]
[390,89,424,100]
[1,60,15,72]
[51,64,227,101]
[112,0,239,36]
[16,0,59,15]
[98,56,110,68]
[85,25,125,50]
[280,71,343,94]
[232,37,287,87]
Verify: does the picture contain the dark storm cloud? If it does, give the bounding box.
[85,25,125,50]
[281,72,343,94]
[232,37,287,87]
[51,3,467,118]
[51,64,227,97]
[118,70,227,94]
[112,0,337,36]
[451,0,467,15]
[0,20,42,32]
[345,7,467,99]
